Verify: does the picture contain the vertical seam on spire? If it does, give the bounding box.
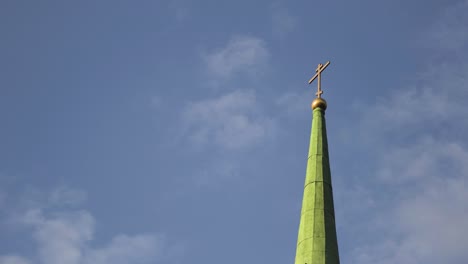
[312,111,319,254]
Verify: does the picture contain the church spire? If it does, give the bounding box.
[294,61,340,264]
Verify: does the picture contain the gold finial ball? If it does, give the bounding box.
[311,98,327,110]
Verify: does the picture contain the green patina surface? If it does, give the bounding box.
[294,107,340,264]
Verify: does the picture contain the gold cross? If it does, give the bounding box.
[308,61,330,98]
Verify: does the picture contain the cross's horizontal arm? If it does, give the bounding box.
[308,61,330,84]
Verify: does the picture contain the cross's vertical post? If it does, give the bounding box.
[308,61,330,98]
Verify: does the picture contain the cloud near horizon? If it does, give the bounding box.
[0,187,164,264]
[347,2,468,263]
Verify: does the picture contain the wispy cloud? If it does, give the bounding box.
[181,35,275,151]
[0,256,31,264]
[172,35,275,192]
[377,137,468,184]
[182,90,274,150]
[1,187,164,264]
[204,36,269,80]
[345,2,468,263]
[359,63,468,144]
[351,160,468,264]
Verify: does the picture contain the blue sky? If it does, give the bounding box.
[1,0,468,263]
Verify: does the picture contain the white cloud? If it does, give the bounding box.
[204,36,269,79]
[357,58,468,148]
[347,126,468,263]
[351,163,468,264]
[24,209,94,264]
[346,2,468,263]
[0,256,31,264]
[182,90,274,150]
[190,36,274,150]
[394,177,468,263]
[377,137,468,183]
[0,188,164,264]
[359,2,468,141]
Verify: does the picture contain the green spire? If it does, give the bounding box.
[294,104,340,264]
